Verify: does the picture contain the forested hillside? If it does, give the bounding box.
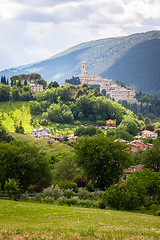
[1,31,160,98]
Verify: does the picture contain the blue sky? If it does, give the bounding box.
[0,0,159,70]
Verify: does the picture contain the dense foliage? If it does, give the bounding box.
[0,141,52,190]
[120,92,160,120]
[74,134,132,190]
[30,84,135,125]
[101,170,160,210]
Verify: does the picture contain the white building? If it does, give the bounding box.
[141,130,158,139]
[79,62,138,103]
[29,83,43,93]
[32,128,51,139]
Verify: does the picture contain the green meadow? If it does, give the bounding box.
[10,132,72,154]
[0,101,32,133]
[0,101,79,136]
[0,200,159,239]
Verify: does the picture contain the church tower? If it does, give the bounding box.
[81,61,88,76]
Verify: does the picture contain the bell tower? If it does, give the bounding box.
[81,61,88,76]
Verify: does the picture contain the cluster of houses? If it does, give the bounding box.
[31,127,158,150]
[79,62,138,103]
[31,128,77,142]
[28,61,138,104]
[119,130,158,152]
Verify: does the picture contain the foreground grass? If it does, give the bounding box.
[0,200,159,239]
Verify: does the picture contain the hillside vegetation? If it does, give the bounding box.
[1,30,160,98]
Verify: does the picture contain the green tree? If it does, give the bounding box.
[48,103,74,123]
[48,81,59,89]
[52,152,80,185]
[74,134,132,190]
[127,170,160,203]
[144,117,151,125]
[17,79,22,88]
[29,101,43,115]
[0,84,10,101]
[11,86,20,101]
[117,116,139,136]
[0,141,52,189]
[65,76,80,85]
[137,113,144,121]
[0,123,14,143]
[142,143,160,172]
[15,121,24,134]
[74,126,102,137]
[24,79,28,86]
[4,178,20,200]
[102,184,141,210]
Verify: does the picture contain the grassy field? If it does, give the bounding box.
[0,101,79,135]
[0,101,32,133]
[9,132,72,154]
[0,200,159,239]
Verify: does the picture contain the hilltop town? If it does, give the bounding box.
[79,62,138,103]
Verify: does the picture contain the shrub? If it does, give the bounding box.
[20,192,30,202]
[34,184,44,193]
[59,181,78,192]
[58,196,79,206]
[91,190,105,200]
[78,199,96,208]
[58,197,98,208]
[74,176,88,188]
[27,184,35,193]
[34,193,43,203]
[102,185,141,210]
[63,189,75,199]
[43,196,54,204]
[78,188,92,200]
[43,185,63,200]
[150,204,160,211]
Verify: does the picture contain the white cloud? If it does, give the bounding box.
[0,0,160,70]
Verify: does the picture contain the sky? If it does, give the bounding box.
[0,0,160,70]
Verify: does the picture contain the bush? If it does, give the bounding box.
[34,193,43,203]
[150,204,160,211]
[20,192,30,202]
[43,196,54,204]
[58,196,98,208]
[58,196,79,206]
[78,199,98,208]
[74,176,88,188]
[102,185,141,210]
[34,184,44,193]
[91,190,105,200]
[59,181,78,192]
[63,189,75,199]
[43,185,63,200]
[78,188,92,200]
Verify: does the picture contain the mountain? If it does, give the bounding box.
[1,30,160,98]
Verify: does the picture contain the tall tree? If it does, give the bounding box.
[0,141,52,189]
[74,134,132,189]
[142,142,160,172]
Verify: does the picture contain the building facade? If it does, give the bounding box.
[141,130,158,139]
[29,83,43,93]
[79,62,138,103]
[32,128,51,139]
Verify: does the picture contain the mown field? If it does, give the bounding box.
[0,200,159,239]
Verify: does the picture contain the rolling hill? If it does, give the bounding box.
[1,30,160,98]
